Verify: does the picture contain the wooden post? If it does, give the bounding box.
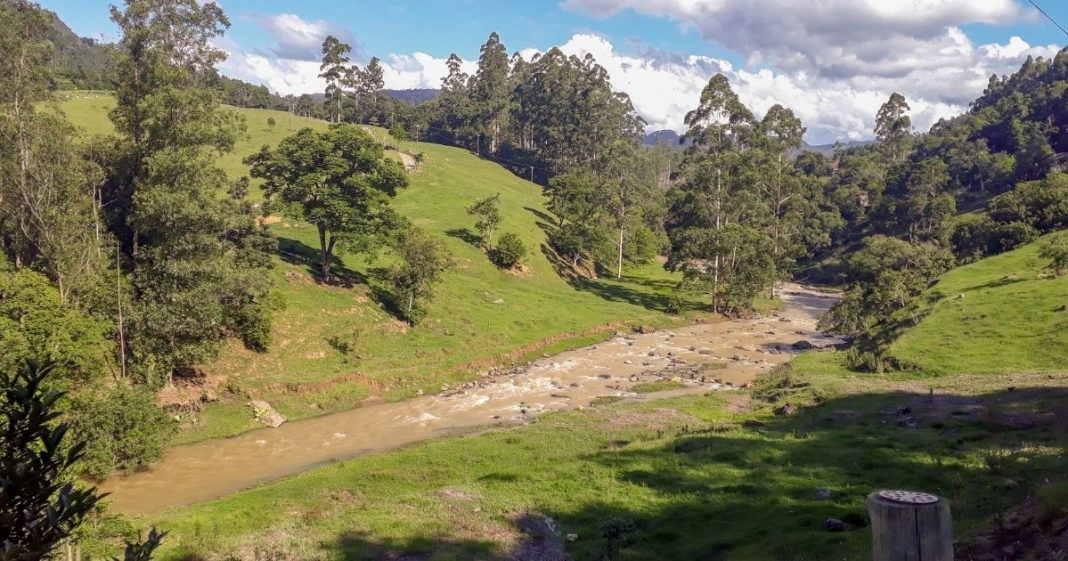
[867,490,952,561]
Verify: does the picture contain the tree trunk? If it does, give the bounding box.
[616,223,624,280]
[318,226,332,279]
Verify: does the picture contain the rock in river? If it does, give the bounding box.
[249,400,286,428]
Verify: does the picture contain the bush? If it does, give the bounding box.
[492,232,527,268]
[389,125,410,142]
[67,385,176,478]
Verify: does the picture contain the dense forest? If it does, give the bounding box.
[1,0,1068,558]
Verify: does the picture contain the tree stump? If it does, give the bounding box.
[867,490,952,561]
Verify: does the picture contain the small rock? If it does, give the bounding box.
[248,400,286,428]
[635,325,653,334]
[566,533,579,542]
[492,298,504,304]
[814,488,833,500]
[825,518,847,532]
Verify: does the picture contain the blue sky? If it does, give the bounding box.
[40,0,1068,143]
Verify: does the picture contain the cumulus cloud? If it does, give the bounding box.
[219,6,1060,143]
[250,13,356,61]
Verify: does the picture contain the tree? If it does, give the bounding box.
[1039,236,1068,276]
[266,116,276,131]
[0,0,108,305]
[470,32,510,154]
[668,74,767,313]
[600,142,657,279]
[355,56,385,122]
[106,0,275,387]
[319,35,351,124]
[0,269,109,385]
[466,194,501,248]
[874,92,912,163]
[388,228,451,325]
[492,232,526,269]
[246,125,408,280]
[545,168,611,269]
[0,361,166,561]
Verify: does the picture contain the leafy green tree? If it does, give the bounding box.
[106,0,275,387]
[819,236,953,369]
[0,361,102,561]
[0,269,108,385]
[874,92,912,163]
[246,125,408,279]
[668,74,769,313]
[355,56,385,122]
[470,32,510,154]
[66,385,175,478]
[492,232,526,269]
[1039,236,1068,276]
[0,361,166,561]
[545,168,610,269]
[466,194,502,248]
[319,35,351,124]
[388,228,451,325]
[600,142,658,279]
[0,1,109,306]
[266,116,276,131]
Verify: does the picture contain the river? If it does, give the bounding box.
[102,284,840,515]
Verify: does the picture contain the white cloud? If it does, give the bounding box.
[219,7,1061,143]
[250,13,356,61]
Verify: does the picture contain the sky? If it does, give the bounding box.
[41,0,1068,144]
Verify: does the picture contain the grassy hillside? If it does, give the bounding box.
[97,239,1068,561]
[889,231,1068,375]
[57,92,699,443]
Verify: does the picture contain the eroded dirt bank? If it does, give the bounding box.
[103,284,839,515]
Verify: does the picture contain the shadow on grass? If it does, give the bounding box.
[542,386,1068,560]
[166,385,1068,561]
[276,237,368,288]
[444,227,483,248]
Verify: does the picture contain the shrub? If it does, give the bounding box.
[67,385,176,478]
[1039,236,1068,276]
[492,232,527,268]
[389,125,409,141]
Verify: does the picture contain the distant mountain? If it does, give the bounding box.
[385,89,439,105]
[39,6,118,90]
[798,139,874,157]
[644,129,685,146]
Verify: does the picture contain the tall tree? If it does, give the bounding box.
[470,32,510,154]
[356,56,385,122]
[600,142,657,279]
[874,92,912,163]
[246,125,408,280]
[107,0,275,387]
[319,35,351,124]
[0,0,109,305]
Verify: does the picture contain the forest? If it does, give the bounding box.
[1,0,1067,560]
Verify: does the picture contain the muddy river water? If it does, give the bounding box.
[102,284,840,515]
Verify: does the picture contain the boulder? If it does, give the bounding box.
[249,400,285,428]
[791,340,815,350]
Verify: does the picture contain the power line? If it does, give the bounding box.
[1028,0,1068,39]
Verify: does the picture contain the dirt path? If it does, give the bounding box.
[102,284,840,515]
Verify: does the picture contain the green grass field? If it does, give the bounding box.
[888,231,1068,375]
[79,236,1066,561]
[57,93,703,443]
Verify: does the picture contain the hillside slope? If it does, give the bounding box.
[889,232,1068,374]
[57,93,696,442]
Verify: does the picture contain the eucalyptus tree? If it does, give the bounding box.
[875,92,912,163]
[320,35,352,124]
[470,32,511,154]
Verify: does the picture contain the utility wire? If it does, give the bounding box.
[1028,0,1068,39]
